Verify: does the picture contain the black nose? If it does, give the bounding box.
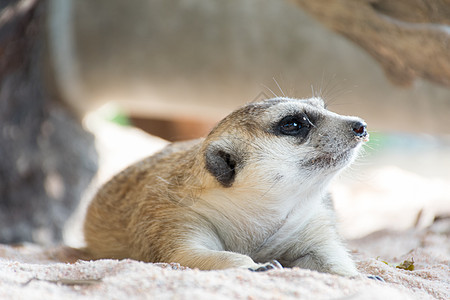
[351,121,367,137]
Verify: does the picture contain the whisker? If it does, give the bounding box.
[319,71,327,98]
[362,143,377,152]
[321,73,337,99]
[260,83,278,98]
[273,77,286,97]
[259,179,280,202]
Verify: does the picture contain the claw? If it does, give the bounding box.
[367,275,385,282]
[248,260,283,272]
[269,260,283,269]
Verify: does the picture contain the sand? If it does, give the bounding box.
[0,218,448,300]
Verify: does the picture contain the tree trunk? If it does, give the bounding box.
[0,0,98,245]
[293,0,450,87]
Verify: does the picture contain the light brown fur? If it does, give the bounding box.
[83,97,368,275]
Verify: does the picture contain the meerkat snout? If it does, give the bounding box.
[83,97,367,276]
[351,120,368,138]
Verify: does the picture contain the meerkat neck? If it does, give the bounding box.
[156,143,206,207]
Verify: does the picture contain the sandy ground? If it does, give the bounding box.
[1,117,449,299]
[0,218,448,299]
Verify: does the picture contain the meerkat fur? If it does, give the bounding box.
[83,97,368,276]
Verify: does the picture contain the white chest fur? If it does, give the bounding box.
[193,186,330,261]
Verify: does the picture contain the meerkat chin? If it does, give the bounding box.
[83,97,368,276]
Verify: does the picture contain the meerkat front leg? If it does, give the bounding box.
[289,238,358,277]
[169,247,282,271]
[280,217,358,277]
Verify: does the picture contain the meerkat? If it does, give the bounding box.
[83,97,368,276]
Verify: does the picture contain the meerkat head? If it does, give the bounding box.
[203,97,368,195]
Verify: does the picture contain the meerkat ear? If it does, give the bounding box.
[205,147,238,187]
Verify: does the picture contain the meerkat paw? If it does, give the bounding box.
[328,262,359,277]
[248,260,283,272]
[289,248,359,277]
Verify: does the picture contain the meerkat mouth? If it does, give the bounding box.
[302,148,355,169]
[306,134,368,170]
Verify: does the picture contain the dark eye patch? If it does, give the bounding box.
[275,114,312,138]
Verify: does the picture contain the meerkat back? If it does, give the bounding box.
[83,140,202,260]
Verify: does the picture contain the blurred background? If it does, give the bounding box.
[1,0,449,247]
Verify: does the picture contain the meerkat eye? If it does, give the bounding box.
[278,115,311,136]
[280,118,301,133]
